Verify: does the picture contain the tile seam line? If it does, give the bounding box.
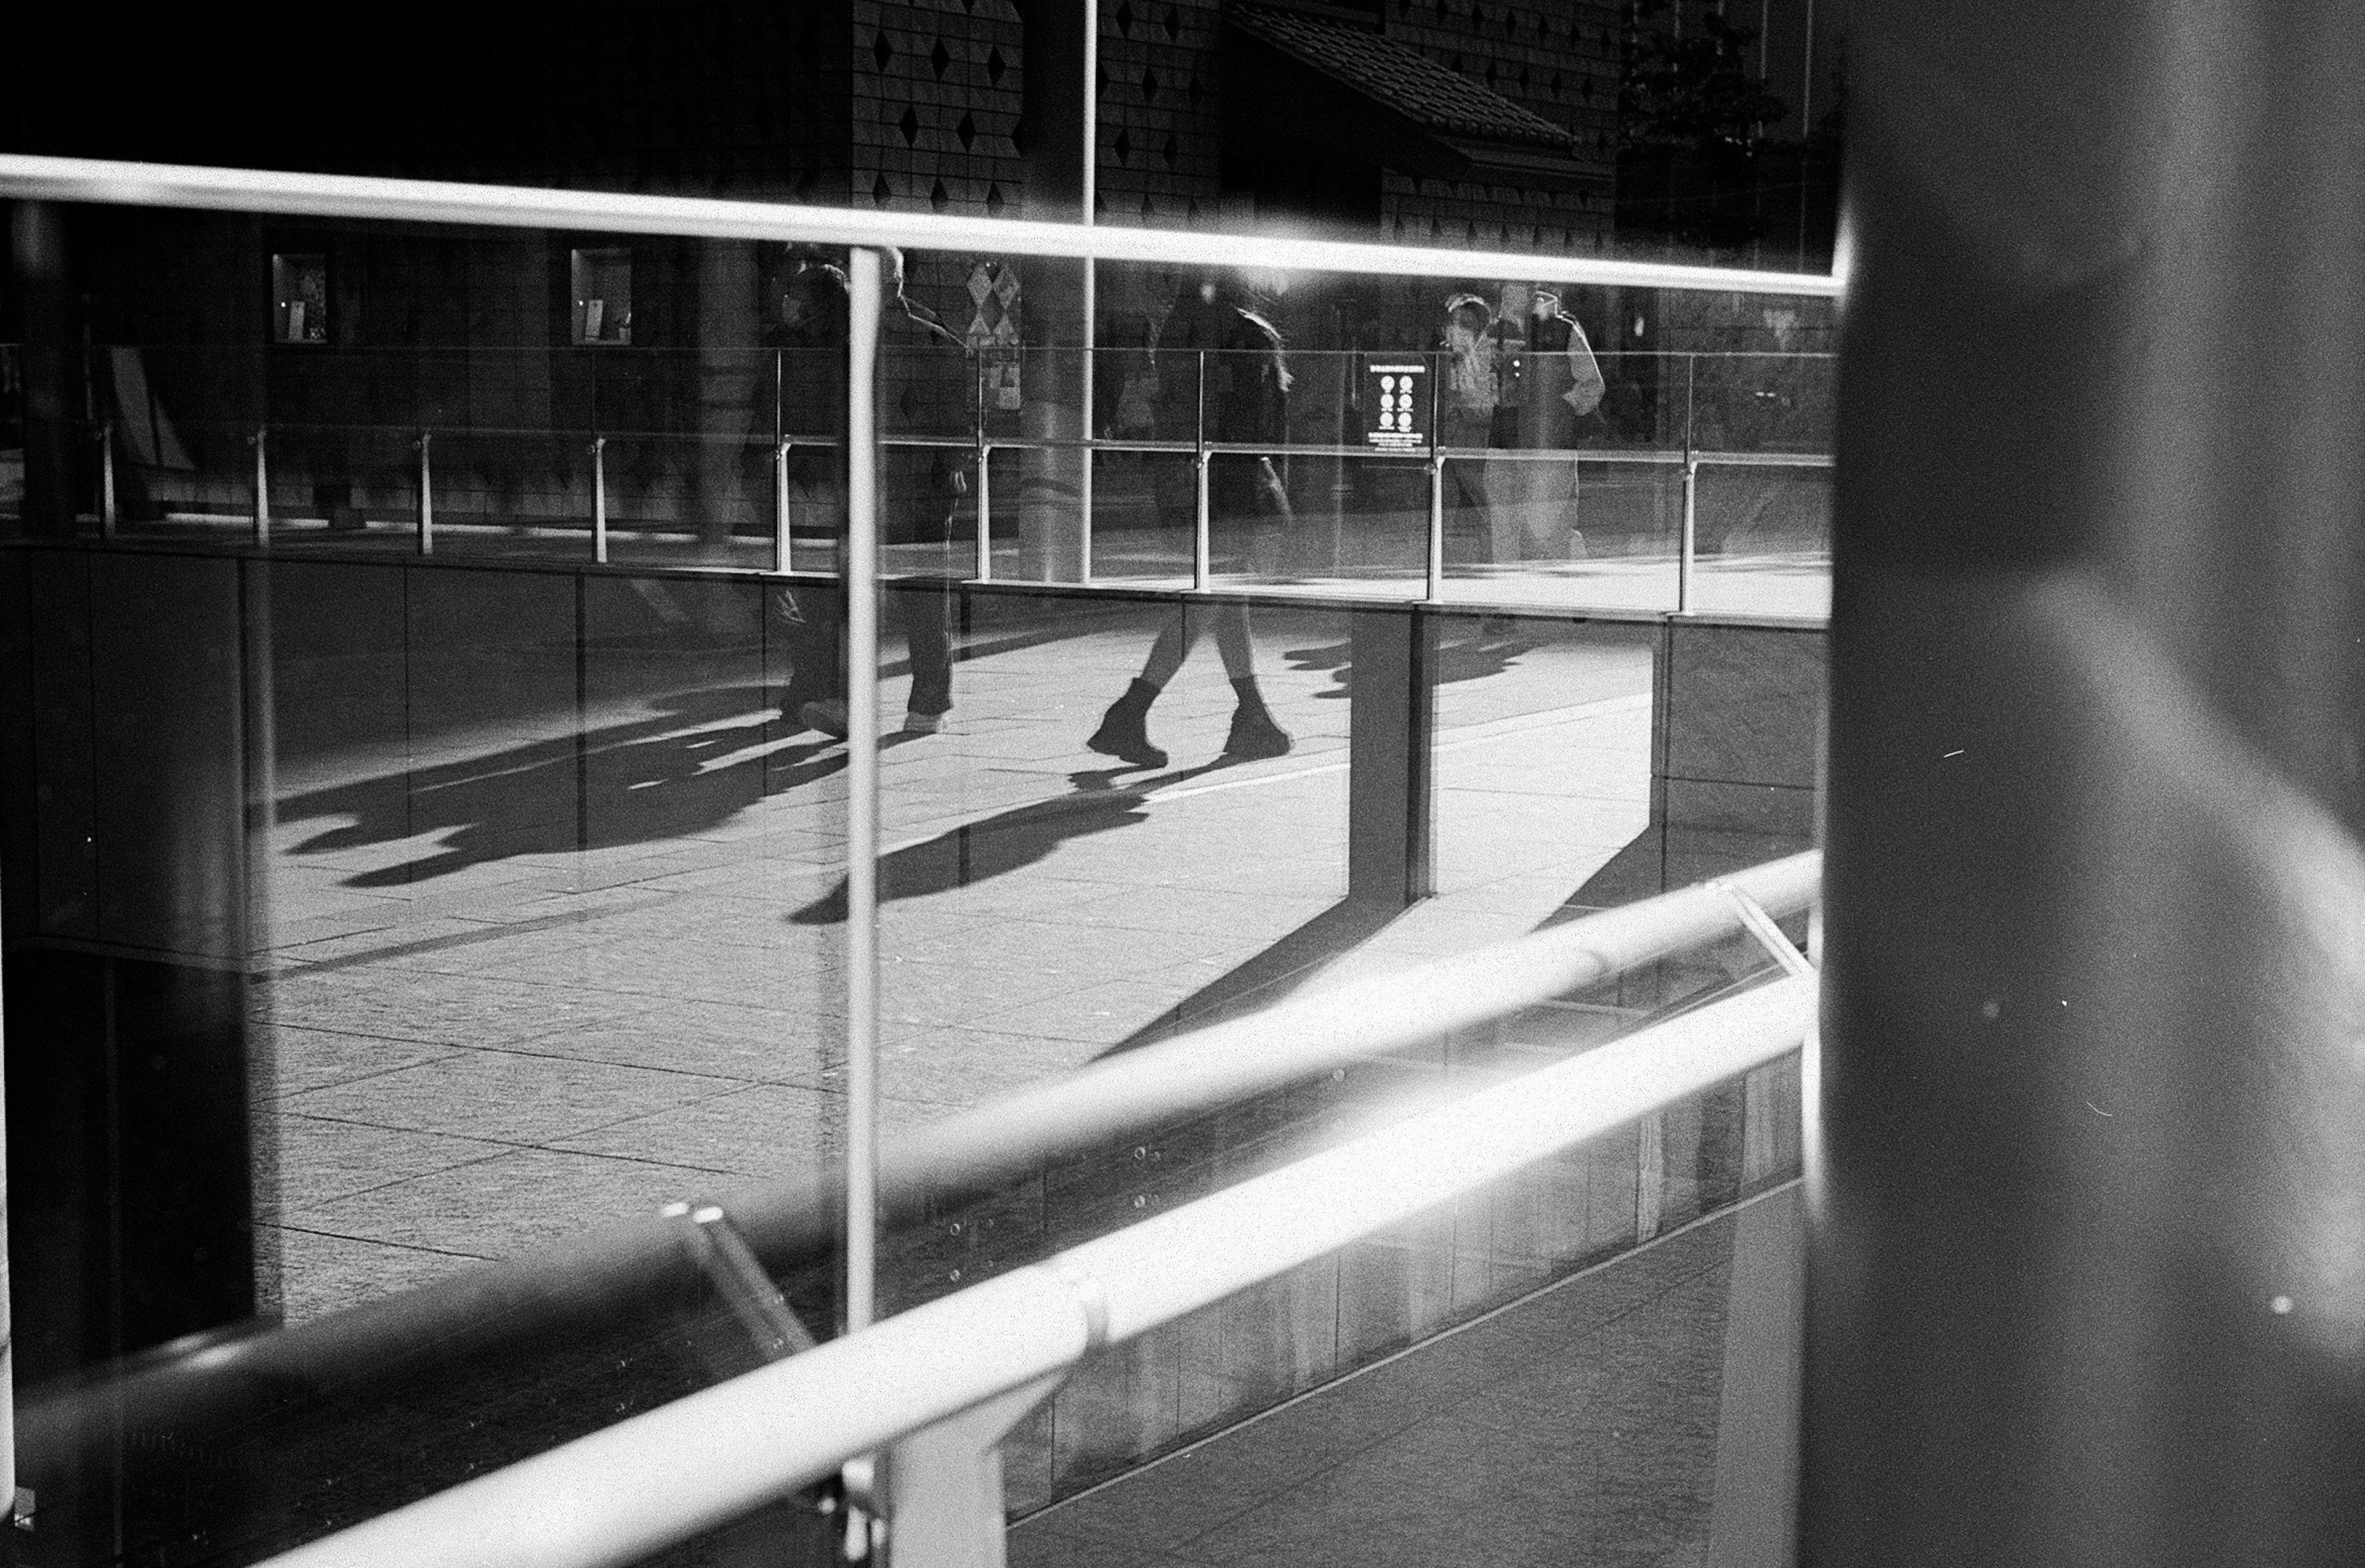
[269,1114,750,1171]
[267,1222,499,1263]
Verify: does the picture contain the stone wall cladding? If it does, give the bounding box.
[852,0,1029,220]
[1097,0,1227,228]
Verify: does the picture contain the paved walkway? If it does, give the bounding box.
[253,601,1663,1321]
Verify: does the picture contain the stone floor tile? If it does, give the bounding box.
[548,1082,845,1182]
[255,1025,467,1100]
[296,1147,729,1258]
[272,1227,494,1324]
[879,1027,1110,1105]
[256,966,638,1048]
[278,1048,743,1142]
[271,1115,513,1213]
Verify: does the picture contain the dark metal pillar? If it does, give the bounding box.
[1812,3,2365,1564]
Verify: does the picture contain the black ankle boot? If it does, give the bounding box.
[1088,678,1168,767]
[1223,680,1292,760]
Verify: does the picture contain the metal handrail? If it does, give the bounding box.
[260,973,1815,1568]
[19,852,1817,1468]
[0,154,1839,298]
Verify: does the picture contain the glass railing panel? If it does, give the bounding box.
[1006,1169,1805,1568]
[1686,460,1833,621]
[1,180,1833,1568]
[1081,448,1195,584]
[1428,610,1659,920]
[1089,343,1207,449]
[1686,350,1837,456]
[1015,1012,1801,1504]
[1433,453,1686,613]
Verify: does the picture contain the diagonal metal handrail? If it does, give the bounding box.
[0,154,1840,298]
[257,972,1815,1568]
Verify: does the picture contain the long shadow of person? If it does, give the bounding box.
[278,684,852,887]
[787,756,1239,924]
[1281,629,1542,701]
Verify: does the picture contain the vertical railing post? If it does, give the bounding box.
[1192,350,1211,591]
[772,349,790,575]
[972,354,992,582]
[415,430,434,555]
[974,442,993,583]
[99,419,116,538]
[843,246,884,1340]
[1678,457,1699,615]
[592,435,608,564]
[774,438,793,576]
[1078,359,1096,585]
[1426,457,1446,603]
[1678,354,1698,614]
[1425,351,1444,603]
[251,426,270,546]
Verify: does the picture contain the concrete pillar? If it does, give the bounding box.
[1811,2,2365,1562]
[1346,606,1433,907]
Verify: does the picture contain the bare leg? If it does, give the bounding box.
[1137,607,1196,690]
[1210,601,1255,680]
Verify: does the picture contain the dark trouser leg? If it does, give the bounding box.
[900,578,954,717]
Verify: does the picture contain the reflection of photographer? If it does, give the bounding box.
[1508,287,1603,560]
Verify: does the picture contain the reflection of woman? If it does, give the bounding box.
[1505,288,1605,559]
[1085,277,1293,769]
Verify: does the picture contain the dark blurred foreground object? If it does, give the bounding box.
[1814,0,2365,1562]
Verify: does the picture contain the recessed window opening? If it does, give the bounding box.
[271,253,328,344]
[570,246,634,344]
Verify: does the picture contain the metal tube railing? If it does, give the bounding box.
[20,852,1816,1464]
[844,247,884,1335]
[0,155,1839,298]
[260,973,1814,1568]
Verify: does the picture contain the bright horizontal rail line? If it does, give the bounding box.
[259,973,1813,1568]
[0,154,1841,299]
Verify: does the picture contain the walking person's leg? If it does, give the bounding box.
[1087,608,1193,767]
[1210,600,1290,759]
[899,576,955,732]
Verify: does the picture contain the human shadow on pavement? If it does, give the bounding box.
[1283,628,1543,701]
[786,755,1248,924]
[1091,896,1406,1056]
[278,684,852,887]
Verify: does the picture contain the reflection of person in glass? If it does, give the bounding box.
[1503,286,1605,559]
[775,249,969,737]
[1438,291,1511,564]
[1086,275,1293,768]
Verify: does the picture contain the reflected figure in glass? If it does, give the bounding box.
[775,249,970,738]
[1087,275,1295,770]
